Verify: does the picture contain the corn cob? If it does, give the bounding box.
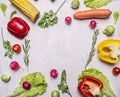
[9,0,40,22]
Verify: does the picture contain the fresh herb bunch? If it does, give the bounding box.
[85,29,99,69]
[0,3,7,16]
[38,10,58,28]
[22,39,30,71]
[1,28,14,59]
[58,70,72,97]
[38,0,66,28]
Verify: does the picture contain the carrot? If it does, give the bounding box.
[73,9,112,20]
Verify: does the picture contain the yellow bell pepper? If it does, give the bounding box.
[97,39,120,64]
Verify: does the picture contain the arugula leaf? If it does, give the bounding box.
[113,12,119,24]
[58,70,72,97]
[0,3,7,16]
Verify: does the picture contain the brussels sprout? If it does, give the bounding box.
[103,25,115,36]
[51,0,56,2]
[1,74,11,83]
[71,0,80,9]
[51,90,60,97]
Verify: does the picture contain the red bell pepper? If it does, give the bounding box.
[7,17,30,39]
[78,76,103,97]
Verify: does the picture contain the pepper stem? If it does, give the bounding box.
[55,0,66,14]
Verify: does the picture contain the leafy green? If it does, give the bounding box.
[113,12,119,24]
[58,70,72,97]
[78,68,116,97]
[38,10,58,28]
[7,72,47,97]
[38,0,66,28]
[84,0,112,9]
[10,10,17,20]
[0,3,7,16]
[1,28,14,59]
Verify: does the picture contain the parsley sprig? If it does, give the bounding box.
[1,27,14,59]
[22,39,30,71]
[85,29,99,69]
[38,0,66,28]
[58,70,72,97]
[38,10,58,28]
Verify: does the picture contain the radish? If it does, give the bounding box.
[89,20,97,29]
[65,16,72,25]
[50,69,58,78]
[22,81,31,89]
[10,61,20,71]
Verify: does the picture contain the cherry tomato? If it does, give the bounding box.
[12,44,21,53]
[112,67,120,75]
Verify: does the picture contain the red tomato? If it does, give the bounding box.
[112,67,120,75]
[12,44,21,53]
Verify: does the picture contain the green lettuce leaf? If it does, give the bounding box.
[19,85,47,97]
[78,68,116,97]
[7,72,47,97]
[84,0,112,9]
